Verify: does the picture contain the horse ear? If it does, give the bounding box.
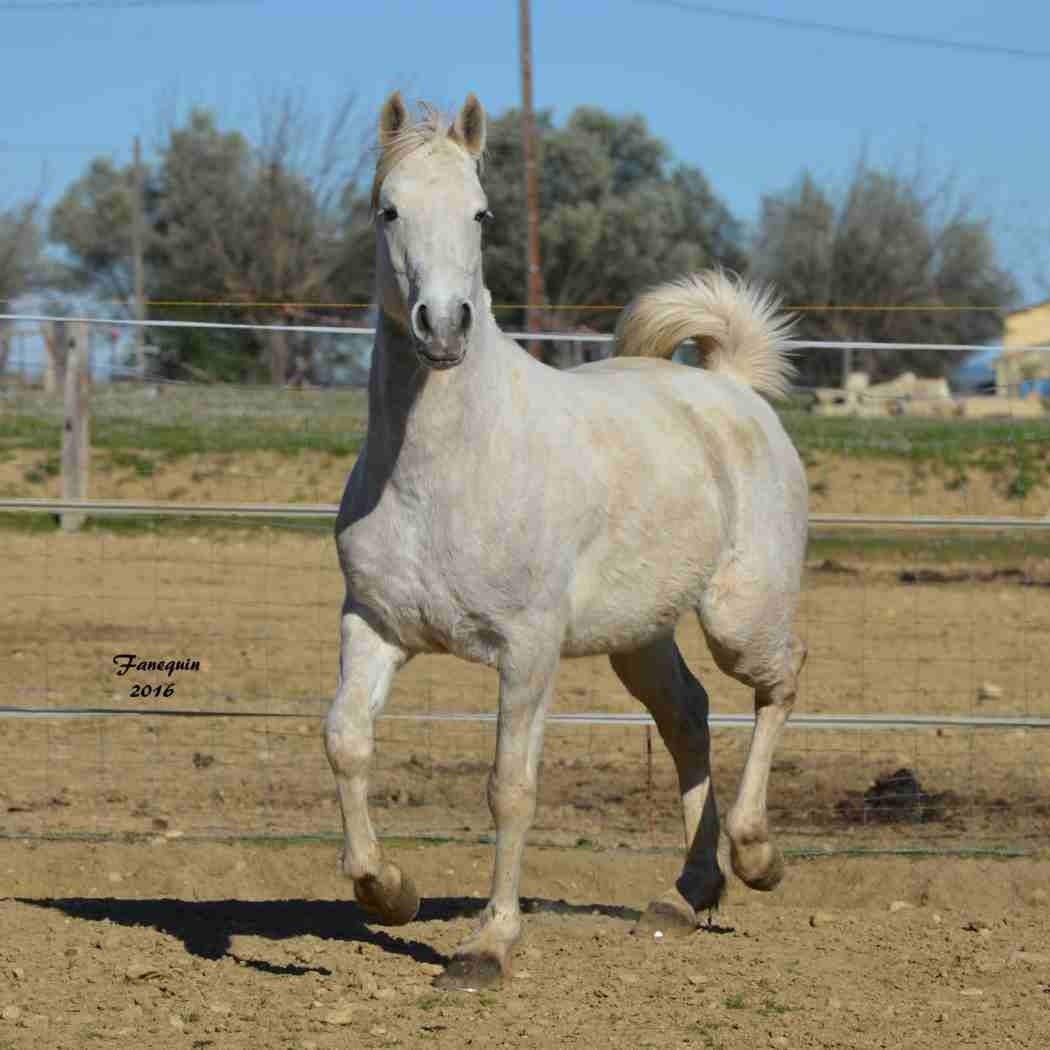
[379,91,408,149]
[452,93,486,158]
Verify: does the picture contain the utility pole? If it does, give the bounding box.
[131,135,146,380]
[519,0,544,361]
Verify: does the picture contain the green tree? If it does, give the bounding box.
[50,92,370,383]
[0,200,43,374]
[753,164,1018,386]
[49,158,140,304]
[480,106,747,334]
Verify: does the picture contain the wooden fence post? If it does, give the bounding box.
[61,321,90,533]
[43,321,60,394]
[0,321,11,377]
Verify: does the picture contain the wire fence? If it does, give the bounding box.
[4,309,1050,385]
[1,318,1049,857]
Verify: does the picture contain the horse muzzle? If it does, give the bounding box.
[410,297,473,370]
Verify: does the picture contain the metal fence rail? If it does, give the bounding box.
[1,705,1049,730]
[3,497,1050,532]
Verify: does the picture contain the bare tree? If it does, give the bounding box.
[251,89,373,383]
[152,89,373,383]
[50,88,374,384]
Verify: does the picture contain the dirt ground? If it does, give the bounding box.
[1,841,1049,1049]
[2,523,1050,849]
[2,450,1050,1045]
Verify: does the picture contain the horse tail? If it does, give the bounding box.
[613,269,796,400]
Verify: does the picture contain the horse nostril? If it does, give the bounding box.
[459,301,473,335]
[411,302,432,340]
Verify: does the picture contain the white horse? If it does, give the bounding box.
[325,92,807,990]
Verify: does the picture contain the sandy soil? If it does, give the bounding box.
[2,524,1049,850]
[1,841,1048,1049]
[3,512,1050,851]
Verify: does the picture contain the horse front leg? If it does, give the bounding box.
[324,603,418,924]
[436,649,558,990]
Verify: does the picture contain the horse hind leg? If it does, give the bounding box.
[697,586,806,893]
[609,637,724,936]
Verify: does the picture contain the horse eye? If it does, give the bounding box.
[381,206,399,222]
[475,209,494,224]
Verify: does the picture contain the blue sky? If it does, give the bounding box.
[2,0,1048,303]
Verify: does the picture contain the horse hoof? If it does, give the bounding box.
[355,868,420,925]
[677,864,727,913]
[632,889,698,938]
[731,841,785,892]
[433,953,504,991]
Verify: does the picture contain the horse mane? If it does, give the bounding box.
[370,102,481,210]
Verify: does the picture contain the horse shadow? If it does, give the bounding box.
[22,895,695,976]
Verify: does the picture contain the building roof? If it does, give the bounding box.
[1004,299,1050,349]
[1006,299,1050,319]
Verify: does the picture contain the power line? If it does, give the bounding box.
[0,143,116,151]
[0,298,1020,312]
[0,0,257,11]
[634,0,1050,62]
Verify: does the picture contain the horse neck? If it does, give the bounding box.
[365,309,508,470]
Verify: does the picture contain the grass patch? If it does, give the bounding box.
[109,450,157,478]
[3,389,1047,470]
[808,529,1050,565]
[724,993,746,1010]
[21,454,60,485]
[86,418,366,457]
[779,409,1050,460]
[1,386,368,459]
[780,410,1050,502]
[0,510,59,533]
[0,511,332,539]
[0,414,60,450]
[685,1022,721,1048]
